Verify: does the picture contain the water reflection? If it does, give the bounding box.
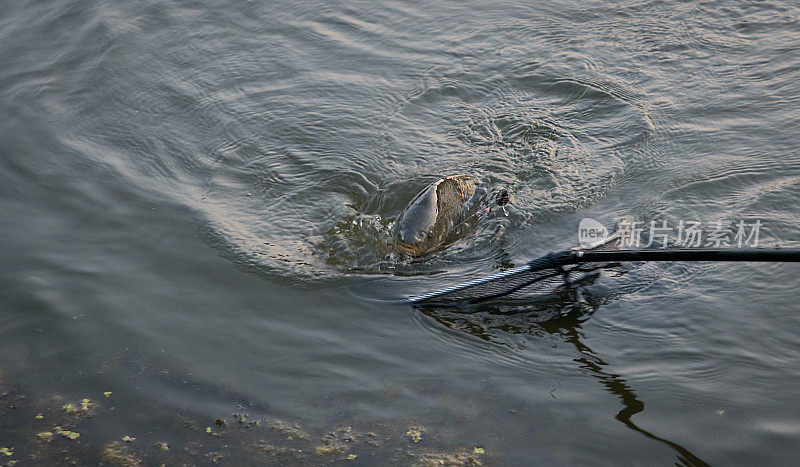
[419,299,708,466]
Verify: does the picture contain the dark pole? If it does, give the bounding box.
[564,248,800,265]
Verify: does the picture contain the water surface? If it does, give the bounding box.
[2,0,800,464]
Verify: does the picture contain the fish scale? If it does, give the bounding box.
[396,175,480,256]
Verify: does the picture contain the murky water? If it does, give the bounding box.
[2,0,800,464]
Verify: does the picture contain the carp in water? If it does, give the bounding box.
[395,175,485,256]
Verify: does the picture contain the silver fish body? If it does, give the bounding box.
[396,175,482,256]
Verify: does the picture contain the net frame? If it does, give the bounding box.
[406,245,800,306]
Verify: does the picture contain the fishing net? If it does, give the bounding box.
[405,232,800,308]
[408,235,625,307]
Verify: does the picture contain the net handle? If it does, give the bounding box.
[557,248,800,266]
[404,248,800,305]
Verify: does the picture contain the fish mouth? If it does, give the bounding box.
[396,240,421,256]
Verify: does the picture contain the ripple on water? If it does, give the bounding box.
[32,1,658,284]
[191,66,656,282]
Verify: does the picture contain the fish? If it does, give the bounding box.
[396,175,484,256]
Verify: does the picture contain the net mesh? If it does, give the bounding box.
[408,234,624,306]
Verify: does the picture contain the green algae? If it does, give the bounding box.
[62,398,93,415]
[1,376,489,466]
[101,441,142,466]
[417,450,483,466]
[269,419,310,440]
[407,426,424,443]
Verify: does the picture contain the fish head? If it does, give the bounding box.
[395,176,479,256]
[396,181,441,255]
